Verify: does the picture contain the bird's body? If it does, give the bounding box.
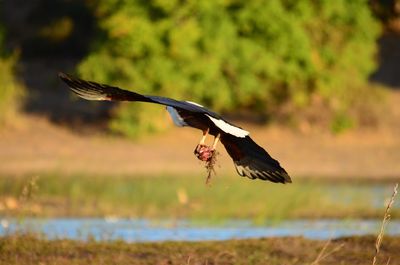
[59,72,291,184]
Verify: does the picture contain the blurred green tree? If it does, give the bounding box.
[78,0,381,137]
[0,24,24,127]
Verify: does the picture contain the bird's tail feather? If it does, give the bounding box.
[58,72,152,102]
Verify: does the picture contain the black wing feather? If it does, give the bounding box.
[58,72,222,119]
[221,135,291,184]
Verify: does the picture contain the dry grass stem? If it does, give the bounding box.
[311,239,332,265]
[18,176,39,216]
[311,239,345,265]
[372,183,398,265]
[19,176,39,204]
[215,251,237,263]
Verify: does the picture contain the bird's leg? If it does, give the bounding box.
[199,128,209,145]
[194,128,209,155]
[211,133,221,150]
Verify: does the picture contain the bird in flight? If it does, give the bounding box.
[59,72,291,184]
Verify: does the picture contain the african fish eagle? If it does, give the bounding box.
[59,72,291,184]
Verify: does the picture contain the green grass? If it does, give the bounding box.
[0,174,398,221]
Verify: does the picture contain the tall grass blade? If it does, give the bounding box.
[372,183,398,265]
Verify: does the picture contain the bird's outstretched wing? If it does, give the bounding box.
[58,72,222,118]
[221,134,291,183]
[59,72,247,136]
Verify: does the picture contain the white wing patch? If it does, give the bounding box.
[69,86,110,101]
[166,106,187,127]
[185,101,204,107]
[206,115,249,138]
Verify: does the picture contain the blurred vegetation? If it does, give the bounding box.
[0,24,24,127]
[0,174,397,221]
[371,0,400,28]
[2,0,96,58]
[0,1,388,134]
[76,0,381,137]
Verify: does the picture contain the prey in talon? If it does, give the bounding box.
[193,130,221,184]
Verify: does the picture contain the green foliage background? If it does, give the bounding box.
[76,0,380,136]
[0,26,24,127]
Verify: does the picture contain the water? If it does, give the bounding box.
[1,218,399,242]
[323,183,399,209]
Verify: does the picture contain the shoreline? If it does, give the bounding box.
[0,234,398,265]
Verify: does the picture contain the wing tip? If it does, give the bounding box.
[58,72,106,101]
[281,171,292,184]
[269,170,292,184]
[235,163,292,184]
[272,167,292,184]
[58,71,71,81]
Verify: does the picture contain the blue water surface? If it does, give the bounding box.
[1,218,399,242]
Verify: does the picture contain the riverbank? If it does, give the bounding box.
[0,234,398,265]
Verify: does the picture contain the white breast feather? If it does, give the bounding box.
[166,106,187,127]
[206,115,249,138]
